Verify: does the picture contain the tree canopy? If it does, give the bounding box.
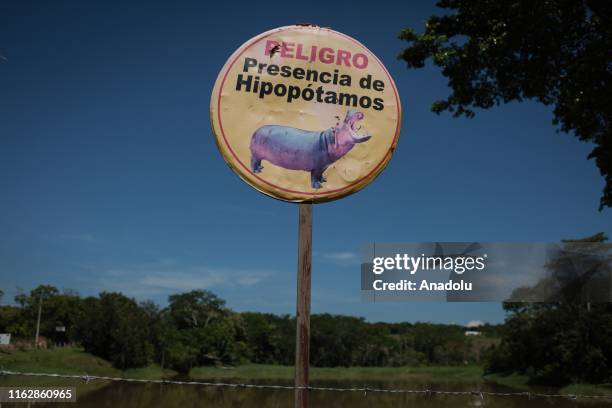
[487,233,612,385]
[399,0,612,209]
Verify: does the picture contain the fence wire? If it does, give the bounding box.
[1,370,612,402]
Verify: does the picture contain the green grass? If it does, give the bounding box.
[190,364,484,383]
[2,348,611,399]
[561,382,612,396]
[123,364,176,379]
[485,372,612,397]
[483,372,530,389]
[0,347,117,376]
[0,347,175,395]
[192,365,612,396]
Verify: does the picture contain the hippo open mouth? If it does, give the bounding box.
[346,110,371,143]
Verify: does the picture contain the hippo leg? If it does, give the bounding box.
[319,167,329,183]
[251,156,263,173]
[310,169,325,189]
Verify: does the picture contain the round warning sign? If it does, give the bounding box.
[210,25,401,203]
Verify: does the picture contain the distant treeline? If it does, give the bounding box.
[2,284,611,387]
[0,286,497,373]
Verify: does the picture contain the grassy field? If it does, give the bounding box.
[1,348,485,388]
[191,365,612,395]
[190,364,484,383]
[2,348,611,398]
[485,372,612,396]
[0,346,175,377]
[0,347,175,394]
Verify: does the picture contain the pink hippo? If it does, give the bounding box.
[249,110,371,188]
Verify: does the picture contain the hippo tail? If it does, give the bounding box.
[249,128,263,173]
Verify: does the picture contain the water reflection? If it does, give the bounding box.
[1,379,607,407]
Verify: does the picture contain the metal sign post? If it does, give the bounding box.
[294,203,312,408]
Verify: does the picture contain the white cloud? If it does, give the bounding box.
[318,251,360,266]
[324,252,358,261]
[466,320,484,328]
[89,260,272,297]
[236,275,265,286]
[140,272,228,291]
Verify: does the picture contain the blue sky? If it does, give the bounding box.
[1,1,610,324]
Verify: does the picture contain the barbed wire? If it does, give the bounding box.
[1,370,612,401]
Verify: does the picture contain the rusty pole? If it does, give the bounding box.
[294,203,312,408]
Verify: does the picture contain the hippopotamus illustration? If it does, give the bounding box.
[249,110,372,189]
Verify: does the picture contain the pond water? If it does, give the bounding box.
[3,378,610,408]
